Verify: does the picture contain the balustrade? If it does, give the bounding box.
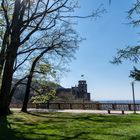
[10,103,140,111]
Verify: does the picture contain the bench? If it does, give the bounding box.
[108,110,125,114]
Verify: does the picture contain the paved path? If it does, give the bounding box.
[11,108,140,115]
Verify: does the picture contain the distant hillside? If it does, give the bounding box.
[11,79,61,104]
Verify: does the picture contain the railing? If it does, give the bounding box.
[10,102,140,111]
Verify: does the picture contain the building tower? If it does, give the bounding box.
[78,80,87,98]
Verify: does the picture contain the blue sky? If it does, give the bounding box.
[60,0,140,101]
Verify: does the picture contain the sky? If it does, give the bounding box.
[60,0,140,101]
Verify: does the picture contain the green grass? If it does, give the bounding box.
[0,112,140,140]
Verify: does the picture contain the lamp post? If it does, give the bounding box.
[131,81,136,114]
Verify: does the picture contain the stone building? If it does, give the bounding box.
[55,80,90,102]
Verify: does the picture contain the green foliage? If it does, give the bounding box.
[31,81,59,103]
[39,64,51,74]
[111,1,140,81]
[31,89,56,103]
[35,62,57,79]
[127,0,140,26]
[1,112,140,140]
[130,66,140,81]
[111,46,140,64]
[111,0,140,65]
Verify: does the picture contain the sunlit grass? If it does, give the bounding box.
[0,112,140,140]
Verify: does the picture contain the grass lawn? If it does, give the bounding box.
[0,112,140,140]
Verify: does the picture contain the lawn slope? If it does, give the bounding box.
[0,112,140,140]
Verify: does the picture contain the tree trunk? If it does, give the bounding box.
[21,48,50,113]
[0,0,29,115]
[21,62,36,112]
[21,75,33,112]
[0,48,17,115]
[0,29,10,77]
[8,76,28,108]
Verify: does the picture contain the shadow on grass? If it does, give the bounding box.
[0,116,54,140]
[0,113,95,140]
[27,112,136,124]
[1,112,140,140]
[0,116,19,140]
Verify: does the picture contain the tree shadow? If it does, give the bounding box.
[0,113,139,140]
[27,111,49,118]
[0,116,26,140]
[27,111,78,120]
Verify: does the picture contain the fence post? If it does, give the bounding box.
[58,103,61,109]
[47,102,49,109]
[112,104,116,110]
[97,103,100,110]
[35,104,38,109]
[70,103,72,109]
[83,103,85,110]
[128,104,131,111]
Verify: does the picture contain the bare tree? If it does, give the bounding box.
[0,0,103,115]
[21,23,80,112]
[111,0,140,80]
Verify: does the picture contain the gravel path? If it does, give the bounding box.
[11,108,140,115]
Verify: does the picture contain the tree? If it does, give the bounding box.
[130,66,140,81]
[31,81,58,104]
[111,0,140,80]
[0,0,102,115]
[21,23,80,112]
[111,46,140,64]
